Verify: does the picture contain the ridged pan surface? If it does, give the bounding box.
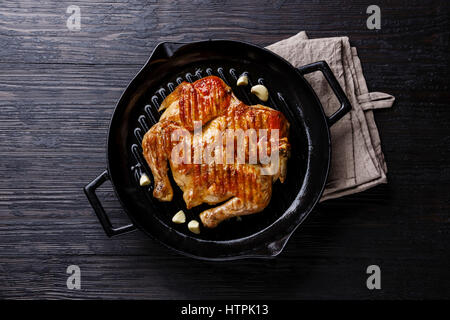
[106,41,330,259]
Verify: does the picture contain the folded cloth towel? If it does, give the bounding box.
[266,31,395,201]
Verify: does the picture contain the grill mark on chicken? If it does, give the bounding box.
[176,76,231,131]
[142,76,290,228]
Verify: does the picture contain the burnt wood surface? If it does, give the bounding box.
[0,0,449,299]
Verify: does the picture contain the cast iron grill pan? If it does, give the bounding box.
[84,40,351,259]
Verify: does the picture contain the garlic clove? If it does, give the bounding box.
[237,74,249,86]
[188,220,201,234]
[251,84,269,102]
[139,173,151,186]
[172,210,186,224]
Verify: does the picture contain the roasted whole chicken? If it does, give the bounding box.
[142,76,290,228]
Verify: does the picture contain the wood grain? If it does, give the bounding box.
[0,0,449,299]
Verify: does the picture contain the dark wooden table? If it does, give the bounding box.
[0,0,449,299]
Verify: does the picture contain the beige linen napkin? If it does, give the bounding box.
[266,32,394,201]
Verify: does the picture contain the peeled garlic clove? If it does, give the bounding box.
[139,173,151,186]
[251,84,269,102]
[188,220,201,234]
[237,74,248,86]
[172,210,186,224]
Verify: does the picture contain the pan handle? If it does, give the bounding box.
[248,233,294,259]
[297,61,352,126]
[84,170,136,237]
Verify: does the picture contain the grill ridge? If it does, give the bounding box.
[158,88,167,100]
[145,105,158,125]
[216,67,229,85]
[134,127,143,142]
[185,72,194,83]
[138,115,149,132]
[167,82,175,93]
[194,69,203,80]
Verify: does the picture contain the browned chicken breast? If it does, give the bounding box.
[142,76,290,228]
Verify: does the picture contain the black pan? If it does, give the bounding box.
[84,40,351,260]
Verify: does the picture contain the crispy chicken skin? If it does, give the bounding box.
[142,76,290,228]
